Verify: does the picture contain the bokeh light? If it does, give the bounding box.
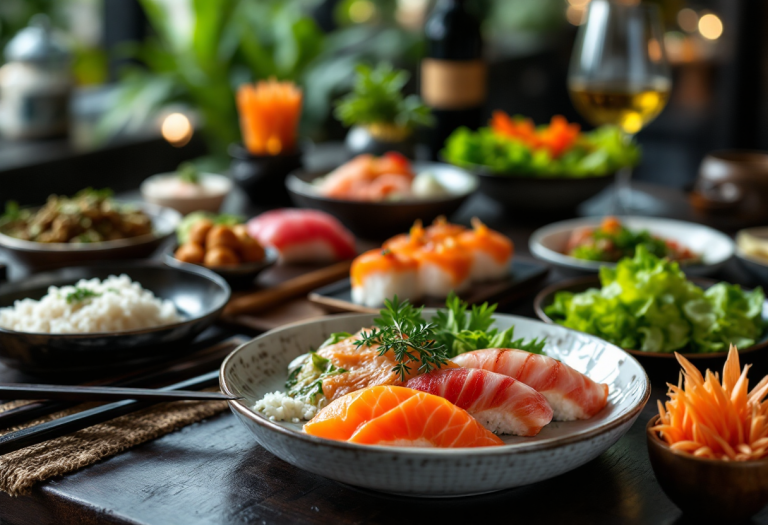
[698,13,723,40]
[566,5,587,26]
[677,8,698,33]
[161,113,193,147]
[349,0,376,24]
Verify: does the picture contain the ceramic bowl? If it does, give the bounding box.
[530,216,734,277]
[165,245,278,289]
[647,416,768,523]
[140,172,232,215]
[0,202,180,271]
[220,312,649,497]
[472,169,616,216]
[534,276,768,383]
[736,227,768,284]
[0,261,230,375]
[286,162,478,240]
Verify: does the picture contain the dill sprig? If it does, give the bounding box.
[354,296,448,382]
[65,287,102,304]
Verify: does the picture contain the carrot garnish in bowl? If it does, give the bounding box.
[237,79,302,156]
[652,345,768,461]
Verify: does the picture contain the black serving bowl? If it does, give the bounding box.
[473,169,616,215]
[0,202,181,271]
[533,276,768,383]
[286,162,478,240]
[165,245,278,289]
[0,261,230,375]
[229,143,303,206]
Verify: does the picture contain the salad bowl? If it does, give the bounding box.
[534,276,768,382]
[530,216,734,276]
[220,312,649,497]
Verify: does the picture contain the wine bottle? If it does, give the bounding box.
[421,0,486,159]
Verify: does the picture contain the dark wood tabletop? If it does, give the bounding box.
[1,186,767,525]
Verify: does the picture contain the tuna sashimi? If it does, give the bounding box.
[405,368,553,436]
[305,385,503,448]
[451,349,609,421]
[316,330,457,401]
[247,209,356,263]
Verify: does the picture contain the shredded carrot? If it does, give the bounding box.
[490,111,581,158]
[652,345,768,461]
[236,79,302,156]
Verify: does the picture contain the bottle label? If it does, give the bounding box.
[421,59,486,110]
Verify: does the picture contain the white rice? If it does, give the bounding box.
[253,391,322,423]
[0,274,181,334]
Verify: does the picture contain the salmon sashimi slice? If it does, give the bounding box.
[451,349,609,421]
[317,331,457,402]
[405,368,553,436]
[304,386,417,441]
[340,386,503,448]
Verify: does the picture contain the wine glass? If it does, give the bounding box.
[568,0,672,213]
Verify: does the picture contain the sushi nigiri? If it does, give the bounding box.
[305,385,504,448]
[457,218,513,282]
[424,216,467,242]
[350,249,420,307]
[411,237,472,297]
[247,209,356,264]
[405,368,553,436]
[316,330,456,401]
[451,349,609,421]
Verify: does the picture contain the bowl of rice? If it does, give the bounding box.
[0,261,230,374]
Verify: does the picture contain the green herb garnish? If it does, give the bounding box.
[334,63,433,131]
[65,287,102,304]
[286,352,347,402]
[354,296,449,382]
[177,162,201,185]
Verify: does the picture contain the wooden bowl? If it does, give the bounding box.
[647,416,768,523]
[533,276,768,384]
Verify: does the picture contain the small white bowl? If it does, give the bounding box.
[530,216,734,276]
[141,172,232,215]
[736,227,768,284]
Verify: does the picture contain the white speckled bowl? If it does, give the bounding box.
[220,313,649,497]
[530,216,734,276]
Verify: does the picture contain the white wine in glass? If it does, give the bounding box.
[568,0,672,212]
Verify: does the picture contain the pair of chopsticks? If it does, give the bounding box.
[0,384,239,403]
[0,369,238,456]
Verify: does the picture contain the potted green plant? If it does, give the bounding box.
[335,63,433,158]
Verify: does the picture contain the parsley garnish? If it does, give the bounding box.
[354,296,449,382]
[65,287,102,304]
[286,352,347,402]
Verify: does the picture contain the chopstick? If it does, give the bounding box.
[0,370,225,456]
[224,260,352,316]
[0,384,239,402]
[0,335,244,428]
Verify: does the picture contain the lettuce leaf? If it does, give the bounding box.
[545,246,765,353]
[442,124,640,178]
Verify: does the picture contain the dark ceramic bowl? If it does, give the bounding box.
[473,169,616,215]
[165,245,278,289]
[286,162,478,240]
[0,261,230,375]
[229,143,302,206]
[0,202,180,271]
[533,276,768,383]
[647,416,768,523]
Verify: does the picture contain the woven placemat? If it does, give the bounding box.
[0,392,230,496]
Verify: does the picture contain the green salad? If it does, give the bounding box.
[442,113,640,177]
[545,246,765,353]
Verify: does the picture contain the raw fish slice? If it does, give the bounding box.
[350,249,420,307]
[424,216,467,241]
[457,218,513,282]
[318,152,414,200]
[451,349,609,421]
[405,368,553,436]
[345,387,504,448]
[304,386,417,441]
[247,209,356,263]
[317,332,458,401]
[411,237,472,297]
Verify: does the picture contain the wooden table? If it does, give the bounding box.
[1,188,766,525]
